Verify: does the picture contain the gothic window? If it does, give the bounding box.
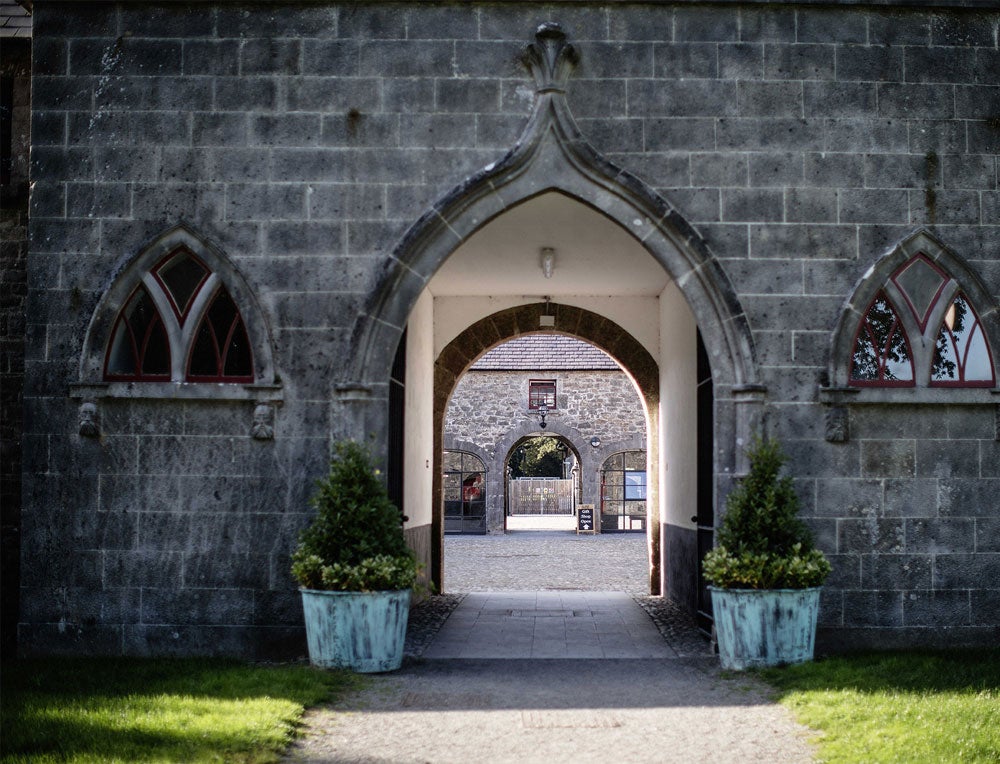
[528,379,556,409]
[103,247,254,383]
[845,250,995,390]
[849,291,914,386]
[930,294,995,387]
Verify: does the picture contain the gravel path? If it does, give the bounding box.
[287,531,816,763]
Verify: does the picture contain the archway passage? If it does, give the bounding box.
[432,302,662,593]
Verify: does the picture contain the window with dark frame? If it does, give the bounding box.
[528,379,557,410]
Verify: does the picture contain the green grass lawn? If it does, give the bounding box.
[1,657,358,764]
[761,649,1000,764]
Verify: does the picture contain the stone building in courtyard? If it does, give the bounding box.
[444,334,649,535]
[5,0,999,657]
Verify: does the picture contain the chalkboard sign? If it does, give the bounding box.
[577,504,596,534]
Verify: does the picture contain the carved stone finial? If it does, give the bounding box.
[523,22,579,94]
[825,406,849,443]
[78,402,99,438]
[251,403,275,441]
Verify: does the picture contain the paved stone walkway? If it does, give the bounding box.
[287,531,817,763]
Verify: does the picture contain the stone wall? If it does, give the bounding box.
[22,2,1000,655]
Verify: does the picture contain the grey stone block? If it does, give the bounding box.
[286,77,380,113]
[738,81,802,118]
[824,118,908,153]
[644,118,717,152]
[939,479,1000,518]
[691,153,747,187]
[265,221,345,256]
[721,189,783,222]
[868,11,931,46]
[382,77,436,112]
[183,553,270,589]
[136,513,192,552]
[322,113,399,147]
[903,590,971,626]
[905,47,976,85]
[120,6,215,37]
[878,83,954,119]
[476,114,529,148]
[20,586,141,626]
[216,77,278,112]
[675,6,738,42]
[100,78,213,112]
[906,518,976,554]
[740,8,796,42]
[797,9,867,43]
[308,184,384,220]
[359,41,453,78]
[18,623,124,657]
[764,43,834,81]
[31,76,95,111]
[955,85,1000,121]
[839,517,905,554]
[132,183,224,221]
[31,219,100,253]
[240,39,301,76]
[750,223,857,260]
[216,7,336,38]
[844,590,904,628]
[723,259,801,295]
[804,82,876,118]
[718,43,763,79]
[916,440,979,479]
[653,43,717,79]
[785,188,837,223]
[824,553,860,589]
[141,588,255,626]
[338,5,405,39]
[70,38,183,77]
[866,554,932,590]
[717,118,822,151]
[933,554,1000,590]
[791,330,833,366]
[348,220,406,255]
[977,50,1000,86]
[971,590,1000,626]
[406,5,477,40]
[910,189,981,226]
[883,479,939,518]
[193,113,247,146]
[226,184,307,222]
[105,551,183,588]
[748,152,803,186]
[865,153,936,190]
[269,148,345,182]
[453,41,523,79]
[250,114,322,147]
[628,80,737,118]
[861,439,916,478]
[657,187,719,223]
[437,79,500,114]
[836,45,903,83]
[32,38,69,76]
[579,41,654,78]
[967,121,1000,154]
[400,113,478,148]
[30,112,66,147]
[608,7,673,42]
[907,120,967,154]
[839,189,909,224]
[32,5,117,37]
[566,79,625,119]
[930,12,997,47]
[183,40,240,76]
[804,152,864,188]
[302,39,360,76]
[66,182,131,219]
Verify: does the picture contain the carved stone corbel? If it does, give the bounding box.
[825,406,849,443]
[78,401,100,437]
[251,403,275,440]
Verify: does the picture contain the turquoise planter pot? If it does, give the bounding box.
[709,587,821,671]
[300,589,411,673]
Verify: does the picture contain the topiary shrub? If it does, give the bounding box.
[703,435,830,589]
[291,441,418,592]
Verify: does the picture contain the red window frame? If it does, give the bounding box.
[103,285,172,382]
[848,291,915,387]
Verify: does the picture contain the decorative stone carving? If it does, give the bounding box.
[251,403,275,440]
[825,406,849,443]
[78,402,99,438]
[523,22,579,94]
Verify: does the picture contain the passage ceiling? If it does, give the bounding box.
[427,192,671,298]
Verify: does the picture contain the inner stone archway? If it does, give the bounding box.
[433,303,660,592]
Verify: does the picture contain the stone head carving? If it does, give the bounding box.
[825,406,849,443]
[78,402,99,438]
[251,403,275,440]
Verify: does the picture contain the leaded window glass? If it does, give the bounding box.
[850,292,914,386]
[930,294,995,386]
[104,286,171,380]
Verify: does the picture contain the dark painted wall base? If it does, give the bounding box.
[818,626,1000,655]
[662,523,698,615]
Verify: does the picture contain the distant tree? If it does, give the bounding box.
[510,436,564,478]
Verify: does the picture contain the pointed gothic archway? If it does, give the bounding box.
[339,23,762,615]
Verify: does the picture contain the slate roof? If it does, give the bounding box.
[470,335,620,371]
[0,0,30,38]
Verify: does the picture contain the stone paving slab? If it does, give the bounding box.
[423,591,677,660]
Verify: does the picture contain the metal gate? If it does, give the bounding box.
[509,478,574,515]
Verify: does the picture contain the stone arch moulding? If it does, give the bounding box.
[823,228,1000,418]
[73,223,281,404]
[346,22,759,411]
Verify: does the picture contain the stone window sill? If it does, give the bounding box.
[69,382,283,403]
[819,386,1000,406]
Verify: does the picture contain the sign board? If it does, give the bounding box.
[577,504,596,534]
